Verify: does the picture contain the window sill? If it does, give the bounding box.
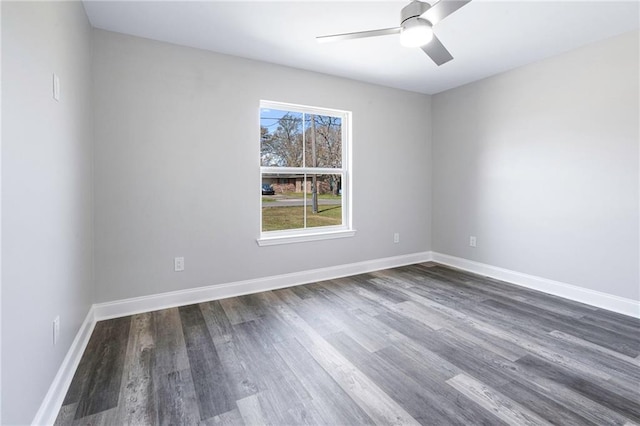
[257,229,357,246]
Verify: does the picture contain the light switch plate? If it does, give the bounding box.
[53,73,60,102]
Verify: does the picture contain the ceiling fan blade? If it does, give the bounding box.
[317,27,401,43]
[421,0,471,26]
[421,35,454,66]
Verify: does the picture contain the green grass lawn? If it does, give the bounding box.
[279,192,341,200]
[262,205,342,231]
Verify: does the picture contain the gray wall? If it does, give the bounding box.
[1,2,94,424]
[432,31,639,300]
[92,30,432,303]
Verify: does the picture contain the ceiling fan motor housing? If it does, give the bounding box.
[401,1,431,24]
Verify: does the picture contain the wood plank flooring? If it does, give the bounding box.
[56,263,640,425]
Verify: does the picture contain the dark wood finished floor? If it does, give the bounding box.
[56,263,640,425]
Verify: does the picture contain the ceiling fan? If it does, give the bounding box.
[317,0,471,66]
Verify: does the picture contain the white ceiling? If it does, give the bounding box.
[83,1,639,94]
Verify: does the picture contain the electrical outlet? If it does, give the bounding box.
[469,236,477,247]
[394,233,400,243]
[53,316,60,346]
[174,257,185,272]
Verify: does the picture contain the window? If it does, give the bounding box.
[258,100,354,245]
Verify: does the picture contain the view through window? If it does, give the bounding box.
[260,101,350,238]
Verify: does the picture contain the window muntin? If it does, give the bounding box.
[259,101,351,242]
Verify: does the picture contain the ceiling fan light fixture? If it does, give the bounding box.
[400,17,433,48]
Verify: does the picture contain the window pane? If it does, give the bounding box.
[260,109,303,167]
[304,114,342,168]
[261,173,305,231]
[259,101,350,240]
[305,174,343,229]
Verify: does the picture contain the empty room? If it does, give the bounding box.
[1,0,639,424]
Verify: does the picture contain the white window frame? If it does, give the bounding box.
[257,100,355,246]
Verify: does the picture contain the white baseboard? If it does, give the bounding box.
[93,251,432,320]
[431,252,640,319]
[32,308,96,426]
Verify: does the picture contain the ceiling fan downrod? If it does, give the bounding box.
[400,1,431,25]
